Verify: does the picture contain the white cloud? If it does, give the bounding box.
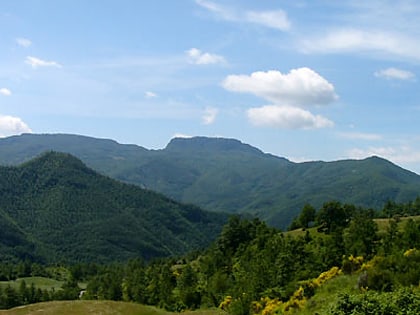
[0,88,11,96]
[25,56,62,69]
[145,91,157,98]
[195,0,290,31]
[297,1,420,62]
[16,37,32,48]
[195,0,235,21]
[0,115,32,137]
[374,67,415,80]
[172,133,193,139]
[186,48,226,65]
[300,28,420,61]
[245,10,290,31]
[348,146,420,165]
[222,67,338,107]
[339,132,382,141]
[247,105,334,129]
[202,107,219,125]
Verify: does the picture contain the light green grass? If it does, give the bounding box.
[297,273,359,315]
[0,301,227,315]
[0,301,171,315]
[375,215,420,232]
[0,277,63,291]
[286,215,420,238]
[0,276,87,291]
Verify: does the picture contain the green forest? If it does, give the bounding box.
[0,151,227,263]
[2,134,420,229]
[1,200,419,314]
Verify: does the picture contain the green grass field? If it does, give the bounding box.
[0,277,63,291]
[286,215,420,238]
[298,273,359,314]
[0,276,87,292]
[0,300,227,315]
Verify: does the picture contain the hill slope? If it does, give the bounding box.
[0,152,227,263]
[0,300,226,315]
[1,134,420,228]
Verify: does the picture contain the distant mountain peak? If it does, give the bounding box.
[165,136,265,156]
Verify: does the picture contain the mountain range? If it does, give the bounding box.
[0,151,227,263]
[1,133,420,229]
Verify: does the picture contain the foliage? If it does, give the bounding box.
[329,288,420,315]
[0,152,227,263]
[0,197,419,312]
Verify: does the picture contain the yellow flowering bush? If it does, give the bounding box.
[253,266,342,315]
[260,297,283,315]
[403,248,418,257]
[219,295,232,310]
[342,255,364,274]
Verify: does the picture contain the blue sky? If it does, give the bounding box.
[1,1,420,173]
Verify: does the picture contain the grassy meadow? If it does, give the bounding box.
[0,301,226,315]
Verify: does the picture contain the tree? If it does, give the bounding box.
[344,211,378,259]
[299,204,316,228]
[382,219,399,255]
[316,201,349,233]
[2,285,20,309]
[401,219,420,250]
[177,264,200,309]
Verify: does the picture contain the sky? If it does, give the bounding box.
[2,1,420,173]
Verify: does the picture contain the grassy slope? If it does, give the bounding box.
[298,274,359,315]
[285,215,420,238]
[0,277,63,291]
[287,215,420,314]
[0,301,226,315]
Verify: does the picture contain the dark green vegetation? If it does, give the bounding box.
[0,152,227,263]
[1,134,420,229]
[1,201,419,314]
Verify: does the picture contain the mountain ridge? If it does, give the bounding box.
[0,133,419,229]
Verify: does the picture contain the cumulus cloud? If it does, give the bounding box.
[202,107,219,125]
[247,105,334,129]
[145,91,158,98]
[186,48,226,65]
[25,56,62,69]
[195,0,290,31]
[0,88,12,96]
[16,37,32,48]
[0,115,32,137]
[223,68,337,129]
[222,67,338,107]
[374,67,415,80]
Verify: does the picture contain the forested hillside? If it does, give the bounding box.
[1,201,419,314]
[1,134,420,228]
[0,152,227,263]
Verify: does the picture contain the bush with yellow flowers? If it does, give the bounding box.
[342,255,364,274]
[254,266,342,315]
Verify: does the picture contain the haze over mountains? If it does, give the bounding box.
[1,133,420,229]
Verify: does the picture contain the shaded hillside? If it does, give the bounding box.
[0,152,227,263]
[0,134,420,229]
